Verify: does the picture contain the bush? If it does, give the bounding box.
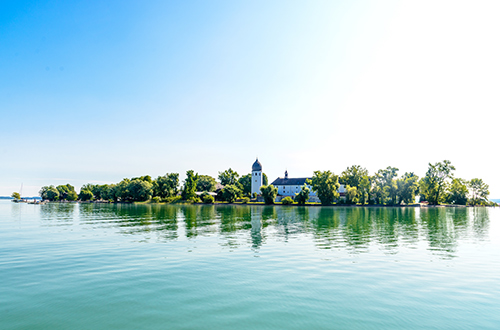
[152,196,161,203]
[241,197,250,204]
[203,194,215,204]
[281,196,294,205]
[260,185,278,204]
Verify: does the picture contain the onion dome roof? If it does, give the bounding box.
[252,158,262,171]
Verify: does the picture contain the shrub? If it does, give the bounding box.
[241,197,250,204]
[260,185,278,204]
[152,196,161,203]
[203,194,215,204]
[281,196,294,205]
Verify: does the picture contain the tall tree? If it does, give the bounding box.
[446,178,468,205]
[396,172,419,204]
[468,178,489,205]
[127,179,154,201]
[238,174,252,196]
[196,175,217,192]
[420,160,455,205]
[341,165,368,189]
[373,167,399,205]
[218,168,239,186]
[154,173,179,198]
[11,192,21,200]
[308,170,340,205]
[182,170,199,201]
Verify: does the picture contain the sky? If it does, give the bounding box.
[1,0,499,198]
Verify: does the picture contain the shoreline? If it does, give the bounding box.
[39,200,496,208]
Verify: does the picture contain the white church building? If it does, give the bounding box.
[251,158,346,198]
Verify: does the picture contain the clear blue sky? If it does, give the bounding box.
[1,0,499,197]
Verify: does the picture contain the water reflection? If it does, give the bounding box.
[36,203,493,258]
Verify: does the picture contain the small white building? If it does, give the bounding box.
[271,171,316,197]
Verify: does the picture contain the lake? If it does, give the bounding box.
[1,201,499,329]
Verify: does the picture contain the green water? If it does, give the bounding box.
[1,201,499,329]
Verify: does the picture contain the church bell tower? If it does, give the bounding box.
[251,158,263,195]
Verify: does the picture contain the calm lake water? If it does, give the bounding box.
[1,200,500,329]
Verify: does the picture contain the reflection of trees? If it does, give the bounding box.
[36,203,492,256]
[420,208,458,258]
[181,205,218,238]
[310,208,342,250]
[40,202,77,224]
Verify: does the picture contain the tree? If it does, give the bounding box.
[221,184,240,203]
[358,175,371,204]
[341,165,368,189]
[39,185,59,201]
[263,173,268,186]
[154,173,179,198]
[79,189,94,201]
[295,184,310,205]
[373,167,399,205]
[446,178,468,205]
[127,179,153,201]
[420,160,455,205]
[202,193,215,204]
[260,185,278,204]
[396,172,419,204]
[345,185,358,204]
[281,196,294,205]
[218,168,239,186]
[197,175,217,192]
[56,184,77,201]
[182,170,199,201]
[238,174,252,196]
[468,178,489,205]
[11,192,21,200]
[308,170,340,205]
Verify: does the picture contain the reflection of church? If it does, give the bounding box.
[251,158,345,198]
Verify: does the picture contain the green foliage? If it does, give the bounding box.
[11,192,21,200]
[309,170,340,205]
[345,185,358,204]
[182,170,199,201]
[152,196,161,203]
[260,185,278,204]
[295,184,310,205]
[222,184,240,203]
[202,194,215,204]
[468,178,489,205]
[420,160,455,205]
[154,173,179,198]
[241,197,250,204]
[372,167,399,205]
[252,192,257,199]
[238,174,252,196]
[39,185,59,201]
[281,196,294,205]
[197,175,217,192]
[56,184,78,201]
[79,189,94,201]
[396,172,419,204]
[218,168,239,186]
[446,178,468,205]
[358,175,371,204]
[341,165,368,189]
[263,173,268,186]
[127,179,154,201]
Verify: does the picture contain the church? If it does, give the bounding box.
[251,158,345,199]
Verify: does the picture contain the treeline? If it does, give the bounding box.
[38,160,492,206]
[291,160,491,206]
[39,168,269,203]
